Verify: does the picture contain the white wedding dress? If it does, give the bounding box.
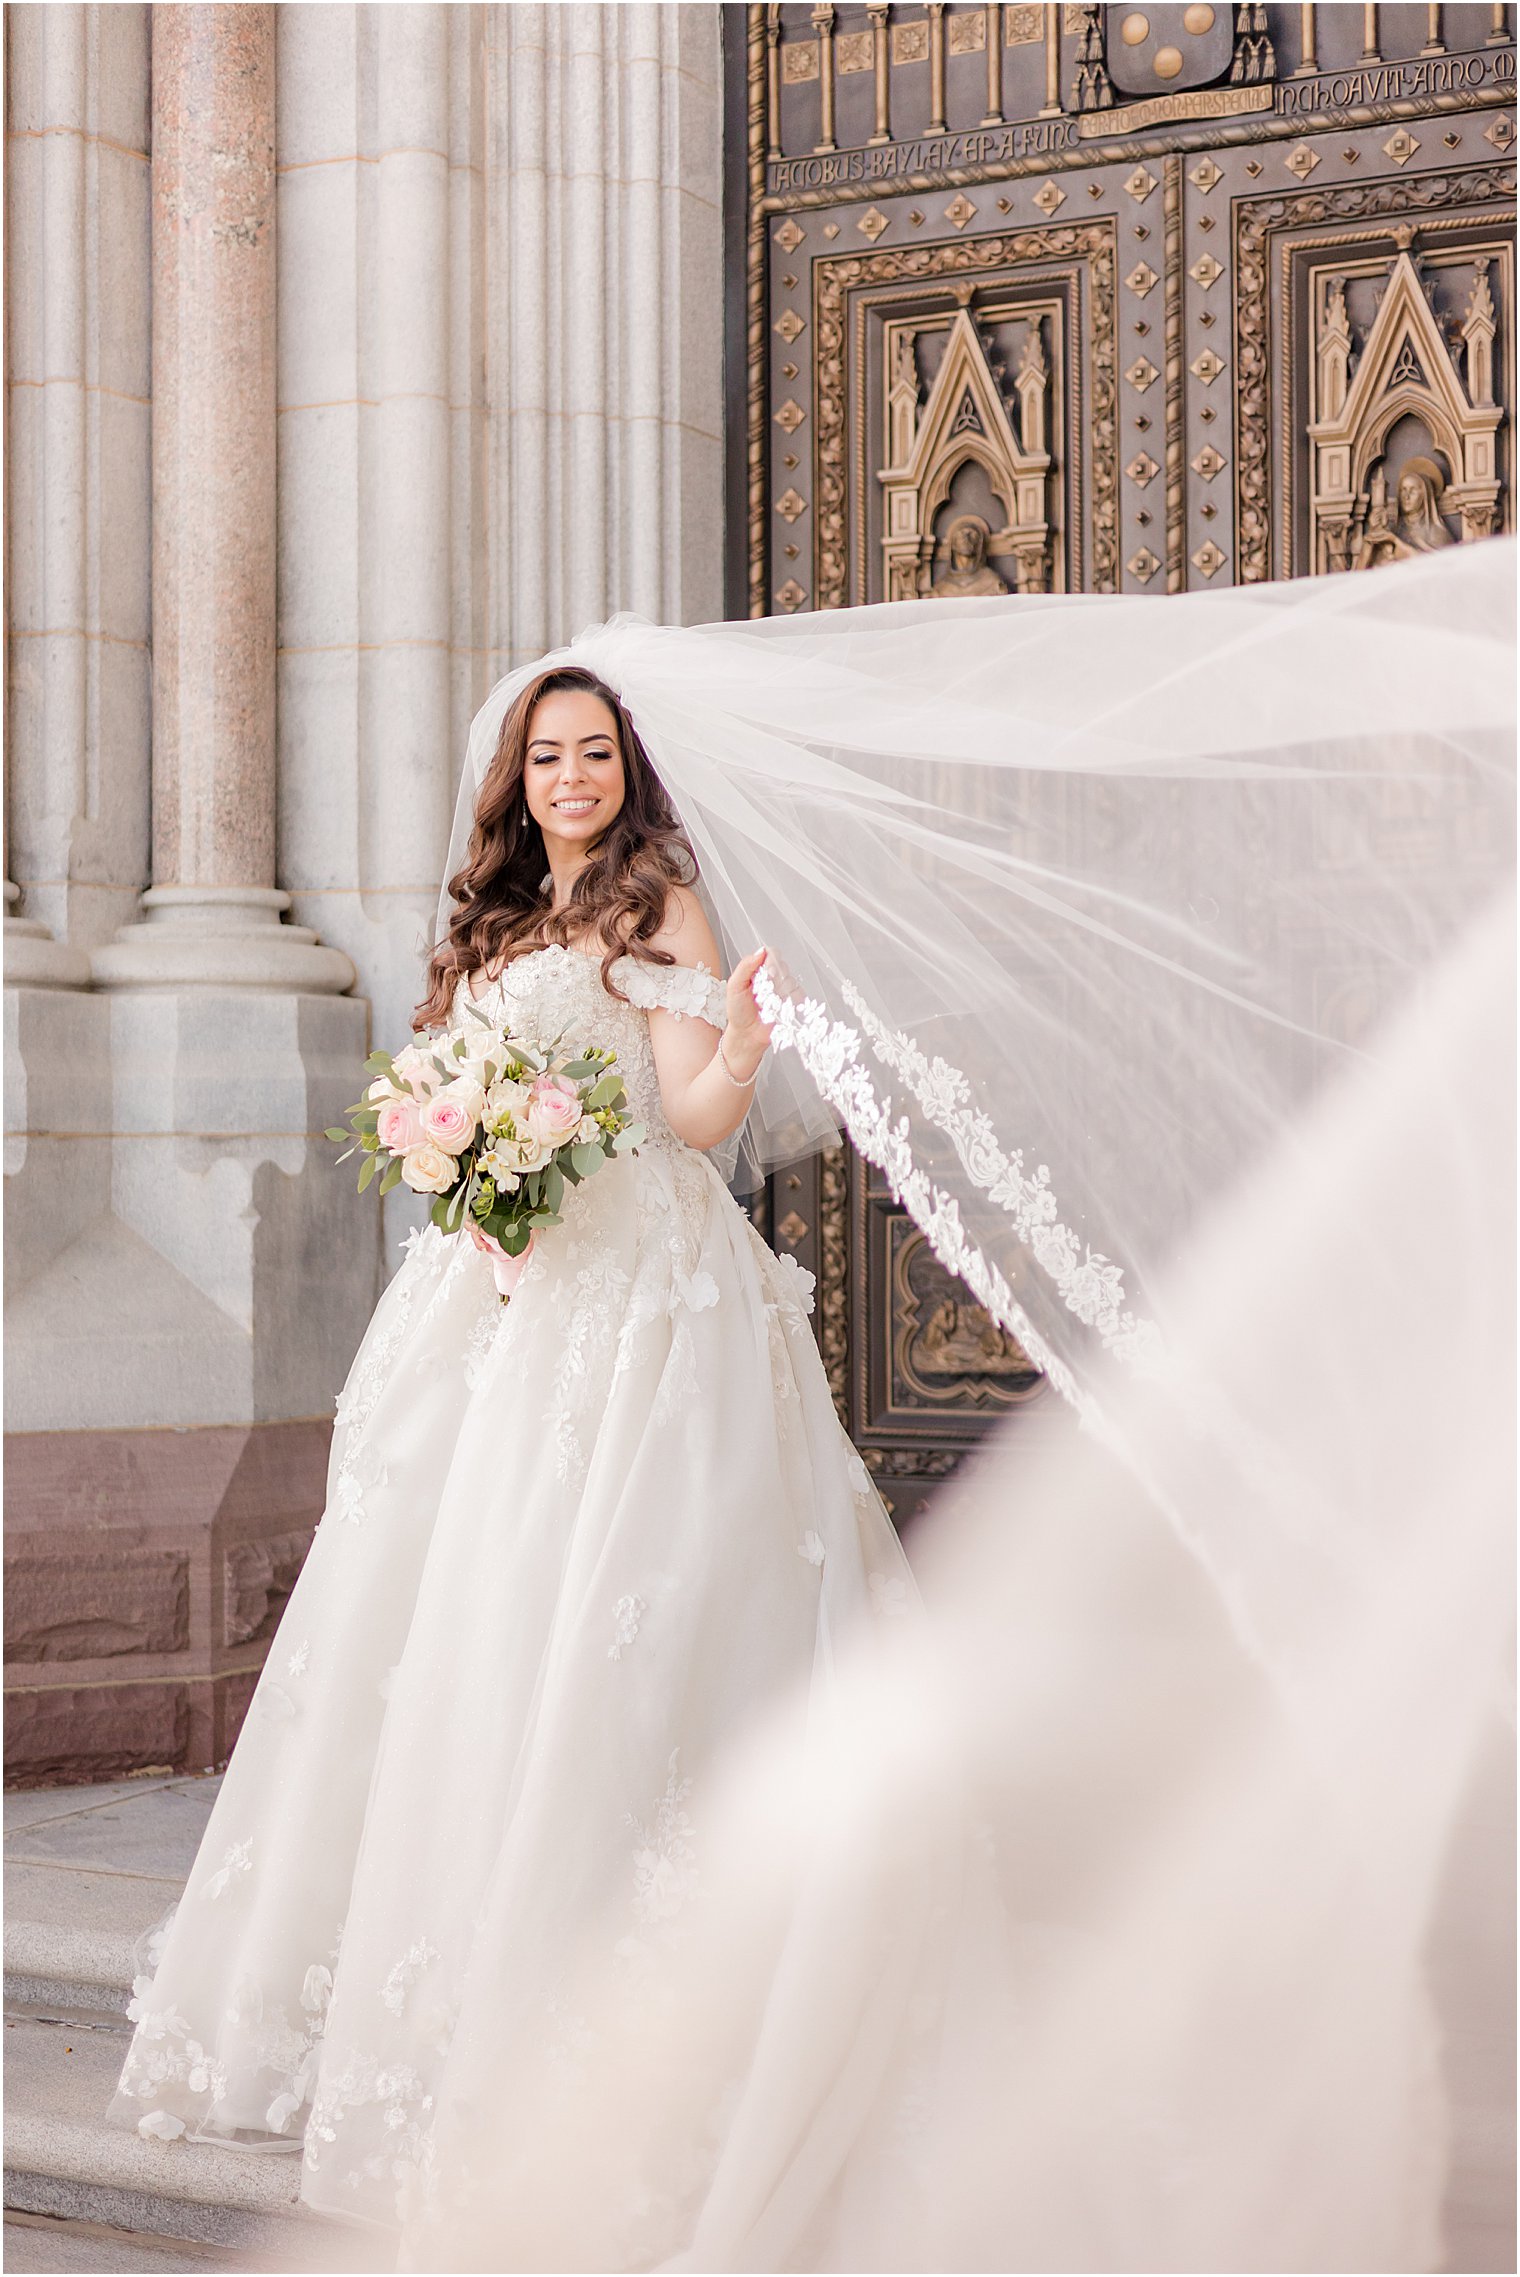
[109,944,912,2237]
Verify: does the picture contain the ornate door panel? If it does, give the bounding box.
[730,1,1515,1523]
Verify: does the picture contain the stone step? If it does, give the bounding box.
[4,1777,217,2018]
[2,2015,370,2270]
[4,2205,239,2273]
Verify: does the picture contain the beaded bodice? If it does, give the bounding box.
[451,945,728,1148]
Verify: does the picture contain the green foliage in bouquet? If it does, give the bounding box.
[328,998,644,1255]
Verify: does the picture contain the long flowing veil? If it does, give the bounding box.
[441,544,1512,1442]
[412,542,1514,2272]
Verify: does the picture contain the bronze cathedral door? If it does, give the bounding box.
[725,0,1515,1522]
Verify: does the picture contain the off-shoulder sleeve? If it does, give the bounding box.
[614,957,728,1029]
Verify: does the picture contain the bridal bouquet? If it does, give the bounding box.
[329,1003,643,1295]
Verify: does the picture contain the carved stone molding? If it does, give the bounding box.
[1233,162,1515,580]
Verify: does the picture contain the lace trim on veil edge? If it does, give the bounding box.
[754,968,1166,1429]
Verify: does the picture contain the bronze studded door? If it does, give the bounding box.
[727,0,1515,1524]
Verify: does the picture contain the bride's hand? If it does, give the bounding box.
[722,948,774,1084]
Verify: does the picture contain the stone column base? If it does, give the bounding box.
[92,886,356,994]
[4,1418,332,1786]
[4,887,90,990]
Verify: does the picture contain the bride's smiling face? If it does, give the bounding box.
[523,687,626,851]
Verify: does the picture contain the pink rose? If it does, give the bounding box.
[526,1076,583,1146]
[375,1095,425,1154]
[421,1079,483,1156]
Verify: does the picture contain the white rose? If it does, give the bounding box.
[502,1128,548,1173]
[486,1077,532,1127]
[575,1114,603,1145]
[400,1141,458,1195]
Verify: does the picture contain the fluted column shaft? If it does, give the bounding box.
[4,3,150,986]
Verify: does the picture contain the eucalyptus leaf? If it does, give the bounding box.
[324,1126,350,1143]
[379,1157,403,1195]
[586,1071,623,1110]
[357,1152,379,1193]
[569,1142,604,1179]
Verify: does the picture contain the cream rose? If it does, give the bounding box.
[400,1142,457,1195]
[422,1079,484,1156]
[391,1041,440,1097]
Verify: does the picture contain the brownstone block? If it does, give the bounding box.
[4,1549,190,1663]
[5,1682,190,1785]
[223,1528,315,1647]
[4,1417,331,1785]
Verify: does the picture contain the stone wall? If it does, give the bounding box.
[4,0,726,1784]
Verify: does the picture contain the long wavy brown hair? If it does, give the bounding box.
[414,666,696,1031]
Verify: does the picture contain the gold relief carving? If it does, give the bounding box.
[1285,142,1321,177]
[775,485,807,520]
[1190,154,1223,190]
[1033,180,1067,214]
[894,1259,1042,1404]
[1232,168,1514,583]
[945,191,979,227]
[774,396,807,430]
[892,20,930,64]
[1163,153,1185,589]
[1383,126,1421,164]
[1124,164,1158,200]
[837,30,873,72]
[1191,536,1227,573]
[775,307,806,342]
[1190,250,1223,286]
[774,216,805,252]
[773,577,809,609]
[1126,448,1160,482]
[1310,248,1505,570]
[1125,352,1159,387]
[1190,344,1226,380]
[747,6,767,619]
[948,10,987,52]
[1006,4,1044,41]
[818,1143,851,1424]
[879,306,1054,598]
[813,221,1119,609]
[1485,115,1516,150]
[1192,440,1226,476]
[777,1207,811,1242]
[1126,258,1160,293]
[1077,81,1271,135]
[1127,543,1161,578]
[783,38,820,80]
[858,206,891,238]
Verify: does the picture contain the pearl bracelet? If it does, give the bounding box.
[716,1037,758,1090]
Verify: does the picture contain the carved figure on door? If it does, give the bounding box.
[931,515,1009,597]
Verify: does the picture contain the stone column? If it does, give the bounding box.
[485,3,725,667]
[4,2,149,987]
[93,3,352,993]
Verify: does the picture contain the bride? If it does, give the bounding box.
[109,662,912,2226]
[109,543,1512,2269]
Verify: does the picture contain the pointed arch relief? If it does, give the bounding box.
[879,302,1060,600]
[1307,244,1506,575]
